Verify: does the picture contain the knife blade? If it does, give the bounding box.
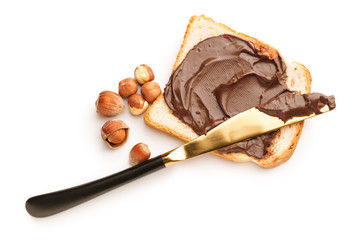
[25,103,332,217]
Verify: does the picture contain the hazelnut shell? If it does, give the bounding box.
[128,94,149,115]
[134,64,154,85]
[141,82,161,103]
[96,91,124,117]
[101,120,129,149]
[118,78,138,98]
[129,143,151,165]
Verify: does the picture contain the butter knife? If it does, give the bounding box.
[25,102,333,217]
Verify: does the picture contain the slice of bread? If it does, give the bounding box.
[144,15,312,168]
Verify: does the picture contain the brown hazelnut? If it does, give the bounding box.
[134,64,154,85]
[96,91,124,117]
[129,143,151,165]
[118,78,138,98]
[128,94,149,115]
[141,82,161,103]
[101,120,129,149]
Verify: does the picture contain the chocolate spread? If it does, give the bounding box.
[163,34,335,158]
[257,92,336,122]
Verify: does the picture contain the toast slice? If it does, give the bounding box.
[144,15,312,168]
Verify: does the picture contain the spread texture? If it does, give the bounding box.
[164,34,335,159]
[164,34,290,158]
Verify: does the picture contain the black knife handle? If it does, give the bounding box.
[25,155,165,218]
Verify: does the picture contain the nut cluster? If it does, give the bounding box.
[118,64,161,115]
[95,64,161,119]
[95,64,158,165]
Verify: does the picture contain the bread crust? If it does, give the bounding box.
[144,15,312,168]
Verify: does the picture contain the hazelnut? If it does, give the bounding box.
[134,64,154,85]
[141,82,161,103]
[118,78,138,98]
[101,120,129,149]
[96,91,124,117]
[128,94,149,115]
[129,143,151,166]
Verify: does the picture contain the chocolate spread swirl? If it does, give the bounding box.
[163,34,334,158]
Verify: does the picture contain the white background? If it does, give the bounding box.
[1,0,360,239]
